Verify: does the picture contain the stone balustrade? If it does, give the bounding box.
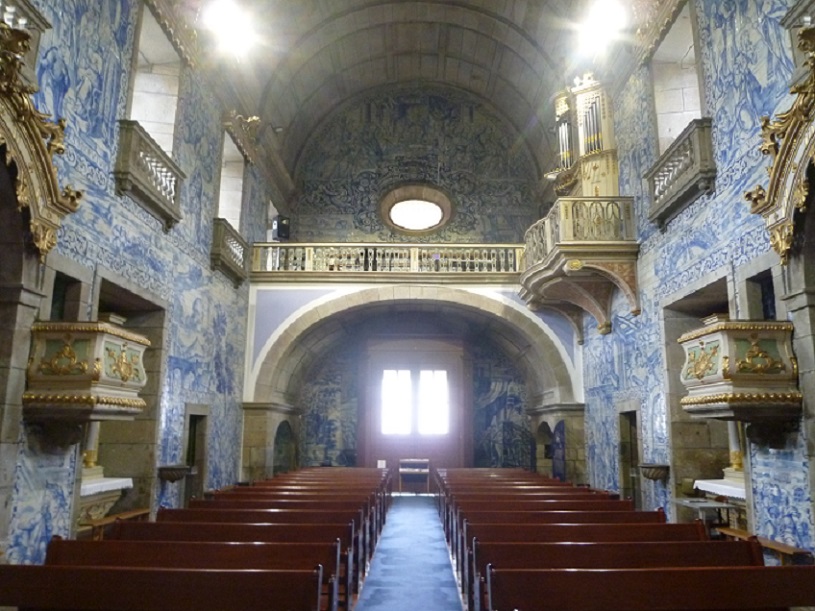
[211,218,249,287]
[645,118,716,228]
[252,242,524,281]
[114,120,185,230]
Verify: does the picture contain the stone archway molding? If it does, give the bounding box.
[0,24,81,260]
[745,27,815,265]
[249,285,580,408]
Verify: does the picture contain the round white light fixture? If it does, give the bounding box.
[380,185,453,235]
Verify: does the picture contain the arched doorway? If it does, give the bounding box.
[536,421,554,476]
[273,421,296,475]
[360,337,469,470]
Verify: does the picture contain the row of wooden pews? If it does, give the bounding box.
[0,466,392,611]
[434,467,815,611]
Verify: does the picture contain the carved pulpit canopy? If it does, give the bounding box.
[0,21,82,260]
[745,26,815,264]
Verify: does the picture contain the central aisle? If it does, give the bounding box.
[355,495,463,611]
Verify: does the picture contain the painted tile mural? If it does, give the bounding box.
[295,86,539,243]
[5,0,267,560]
[298,340,533,469]
[592,0,814,541]
[299,346,360,468]
[472,342,532,469]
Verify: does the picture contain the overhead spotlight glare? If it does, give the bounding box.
[201,0,257,58]
[578,0,627,57]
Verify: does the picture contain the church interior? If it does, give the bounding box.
[2,0,815,604]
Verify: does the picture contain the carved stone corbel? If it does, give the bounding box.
[222,109,262,165]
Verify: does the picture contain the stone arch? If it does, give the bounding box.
[250,285,579,410]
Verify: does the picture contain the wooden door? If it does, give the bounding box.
[359,338,468,471]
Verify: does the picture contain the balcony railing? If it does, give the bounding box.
[645,118,716,228]
[211,218,249,286]
[114,120,185,231]
[252,243,524,283]
[523,196,636,266]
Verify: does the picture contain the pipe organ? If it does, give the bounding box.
[548,74,619,198]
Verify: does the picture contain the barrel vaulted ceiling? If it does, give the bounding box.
[218,0,584,185]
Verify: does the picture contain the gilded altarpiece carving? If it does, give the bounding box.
[746,26,815,264]
[0,21,81,259]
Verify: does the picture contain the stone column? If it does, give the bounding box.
[242,401,299,481]
[0,281,45,554]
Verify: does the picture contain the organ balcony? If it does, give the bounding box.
[519,196,640,338]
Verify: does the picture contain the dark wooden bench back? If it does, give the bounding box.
[486,565,815,610]
[454,499,634,511]
[46,537,341,571]
[156,507,362,525]
[111,519,354,545]
[468,521,708,544]
[470,539,764,611]
[0,564,322,611]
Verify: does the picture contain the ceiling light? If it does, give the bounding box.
[578,0,627,58]
[201,0,256,58]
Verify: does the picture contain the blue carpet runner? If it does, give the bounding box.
[355,495,463,611]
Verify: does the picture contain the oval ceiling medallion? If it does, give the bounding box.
[380,185,453,234]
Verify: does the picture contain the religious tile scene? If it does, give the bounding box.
[3,0,815,609]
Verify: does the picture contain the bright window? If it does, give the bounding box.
[418,370,449,434]
[381,369,449,435]
[381,370,412,434]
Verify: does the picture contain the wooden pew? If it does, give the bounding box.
[471,540,764,611]
[717,525,815,565]
[448,498,636,545]
[0,564,322,610]
[45,537,341,611]
[199,492,384,552]
[442,488,618,527]
[456,509,666,574]
[110,519,359,598]
[485,565,815,610]
[156,507,368,573]
[462,521,708,602]
[78,507,150,541]
[190,497,382,555]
